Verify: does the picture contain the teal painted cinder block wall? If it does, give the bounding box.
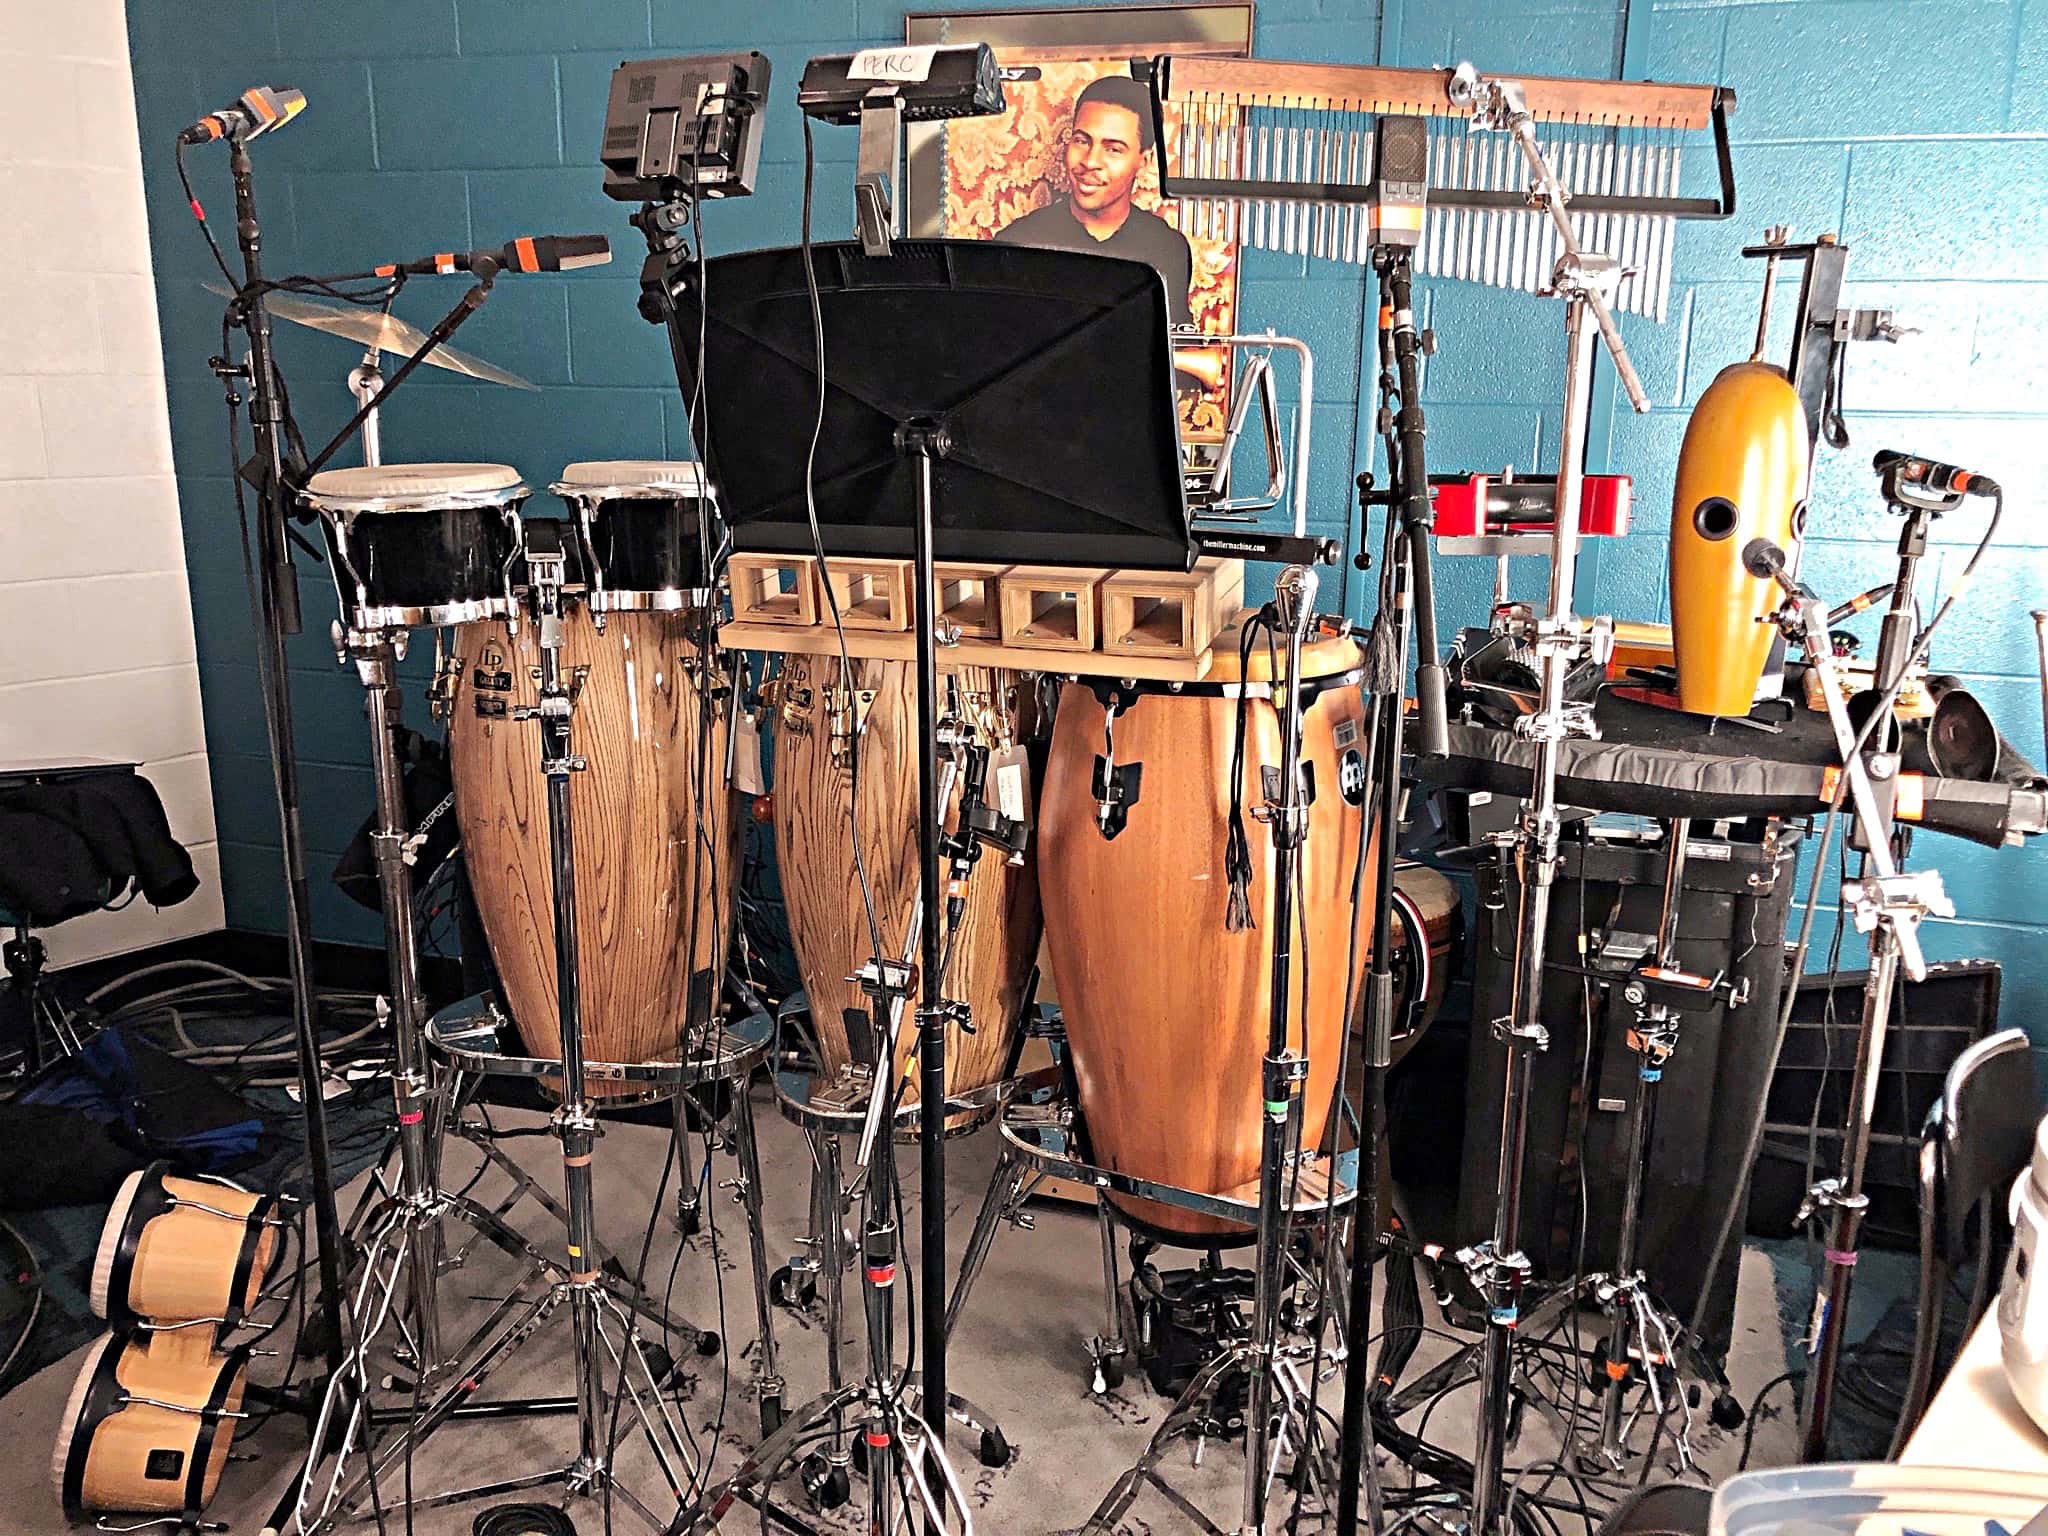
[126,0,2047,1049]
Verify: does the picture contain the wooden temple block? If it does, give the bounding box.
[1100,558,1244,659]
[934,562,1006,639]
[728,554,819,626]
[820,557,915,631]
[998,566,1107,651]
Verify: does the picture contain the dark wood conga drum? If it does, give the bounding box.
[1039,625,1375,1238]
[450,606,735,1097]
[771,654,1039,1111]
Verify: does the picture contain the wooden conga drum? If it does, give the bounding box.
[771,654,1039,1112]
[92,1163,282,1334]
[52,1329,248,1521]
[1040,626,1374,1238]
[450,605,735,1098]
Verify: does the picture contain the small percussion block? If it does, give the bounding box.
[729,554,820,626]
[1100,558,1244,660]
[934,562,1007,640]
[998,566,1108,651]
[820,557,916,631]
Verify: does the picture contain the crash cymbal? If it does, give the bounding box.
[203,284,536,390]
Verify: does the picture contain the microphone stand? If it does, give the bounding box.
[221,124,348,1398]
[1333,243,1436,1536]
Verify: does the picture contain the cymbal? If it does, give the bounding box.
[203,284,537,391]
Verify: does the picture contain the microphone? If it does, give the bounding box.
[1872,449,2000,497]
[179,85,306,145]
[376,234,613,278]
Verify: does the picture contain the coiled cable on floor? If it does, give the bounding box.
[472,1503,577,1536]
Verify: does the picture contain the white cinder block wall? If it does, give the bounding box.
[0,0,223,964]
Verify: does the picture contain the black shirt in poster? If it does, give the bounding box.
[995,200,1194,326]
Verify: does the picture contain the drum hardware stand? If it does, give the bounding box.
[291,542,726,1534]
[1437,64,1656,1536]
[1744,465,1961,1460]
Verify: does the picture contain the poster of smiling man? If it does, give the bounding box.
[905,5,1253,452]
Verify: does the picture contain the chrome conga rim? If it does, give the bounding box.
[425,993,771,1093]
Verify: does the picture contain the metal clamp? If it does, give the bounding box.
[1842,869,1954,938]
[1793,1177,1870,1227]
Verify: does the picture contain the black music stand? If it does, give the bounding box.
[666,237,1188,1512]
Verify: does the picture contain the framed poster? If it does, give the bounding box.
[904,4,1254,451]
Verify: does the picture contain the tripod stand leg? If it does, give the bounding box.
[1089,1199,1130,1392]
[729,1080,787,1433]
[946,1138,1023,1343]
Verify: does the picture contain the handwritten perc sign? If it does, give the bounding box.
[847,45,942,84]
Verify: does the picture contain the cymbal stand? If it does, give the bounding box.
[1444,64,1652,1536]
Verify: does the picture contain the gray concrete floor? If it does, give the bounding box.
[4,1085,1805,1534]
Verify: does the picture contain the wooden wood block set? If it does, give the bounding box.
[725,553,1246,676]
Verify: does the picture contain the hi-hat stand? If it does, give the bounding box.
[1441,66,1655,1536]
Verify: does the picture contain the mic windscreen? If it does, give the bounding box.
[503,234,613,273]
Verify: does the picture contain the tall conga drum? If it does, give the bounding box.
[771,653,1039,1111]
[1039,623,1373,1238]
[450,508,734,1099]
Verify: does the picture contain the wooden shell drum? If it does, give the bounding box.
[1039,627,1374,1238]
[450,600,735,1100]
[91,1163,282,1334]
[771,654,1040,1113]
[300,461,528,631]
[1374,864,1462,1063]
[52,1330,249,1521]
[554,459,714,612]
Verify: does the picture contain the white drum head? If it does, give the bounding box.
[89,1168,148,1322]
[553,459,707,498]
[302,461,527,513]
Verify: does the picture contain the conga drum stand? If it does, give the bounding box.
[291,547,731,1534]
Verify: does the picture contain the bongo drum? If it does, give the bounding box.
[770,654,1039,1113]
[91,1163,283,1335]
[1038,622,1374,1238]
[449,532,735,1100]
[553,460,714,612]
[300,462,528,631]
[52,1330,249,1522]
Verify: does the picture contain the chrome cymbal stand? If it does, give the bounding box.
[1445,64,1653,1536]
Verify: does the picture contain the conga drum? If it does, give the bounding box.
[1039,623,1373,1238]
[92,1163,283,1334]
[449,515,735,1100]
[52,1330,249,1522]
[770,654,1039,1112]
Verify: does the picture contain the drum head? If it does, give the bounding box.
[302,461,527,512]
[1204,614,1364,685]
[89,1167,151,1322]
[50,1332,118,1510]
[552,460,708,498]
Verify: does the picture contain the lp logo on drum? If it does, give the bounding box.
[1338,748,1367,806]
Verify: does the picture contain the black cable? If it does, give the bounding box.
[473,1504,578,1536]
